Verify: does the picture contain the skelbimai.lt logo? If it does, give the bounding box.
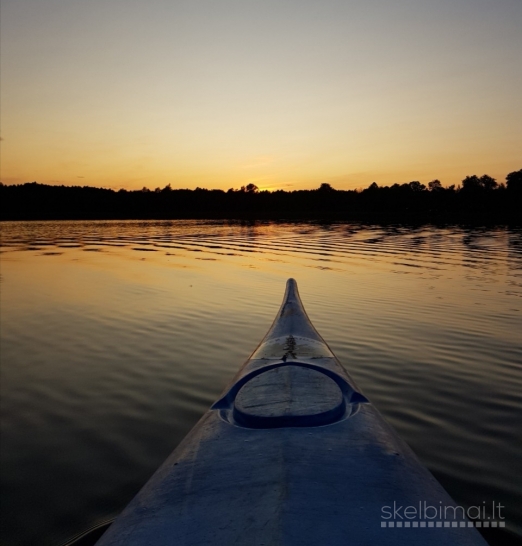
[380,501,505,528]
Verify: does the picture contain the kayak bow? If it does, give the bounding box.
[96,279,487,545]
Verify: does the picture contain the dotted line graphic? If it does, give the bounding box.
[380,521,505,528]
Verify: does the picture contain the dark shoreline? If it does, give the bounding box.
[1,174,521,225]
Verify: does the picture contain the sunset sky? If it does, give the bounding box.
[1,0,520,191]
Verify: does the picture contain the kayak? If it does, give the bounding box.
[96,279,488,545]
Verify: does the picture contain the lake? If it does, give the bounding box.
[1,220,521,546]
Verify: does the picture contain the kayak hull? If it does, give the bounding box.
[96,279,487,545]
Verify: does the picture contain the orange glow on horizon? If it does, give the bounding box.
[1,0,520,193]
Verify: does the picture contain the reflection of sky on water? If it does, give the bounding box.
[1,220,521,546]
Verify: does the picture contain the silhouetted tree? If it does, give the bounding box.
[318,183,335,192]
[506,169,522,193]
[1,169,520,222]
[462,175,482,191]
[238,184,259,193]
[428,179,443,191]
[408,181,426,192]
[480,175,497,191]
[461,174,497,191]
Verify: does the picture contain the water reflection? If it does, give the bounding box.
[0,220,521,546]
[2,221,521,276]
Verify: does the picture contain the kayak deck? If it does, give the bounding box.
[96,279,487,546]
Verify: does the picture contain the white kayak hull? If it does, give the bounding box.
[96,279,487,546]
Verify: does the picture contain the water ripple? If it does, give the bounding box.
[0,220,521,546]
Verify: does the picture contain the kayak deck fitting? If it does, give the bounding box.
[96,279,487,545]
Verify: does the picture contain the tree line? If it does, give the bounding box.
[1,169,521,223]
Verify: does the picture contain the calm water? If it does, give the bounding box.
[1,220,521,546]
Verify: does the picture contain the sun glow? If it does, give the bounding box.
[1,0,520,191]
